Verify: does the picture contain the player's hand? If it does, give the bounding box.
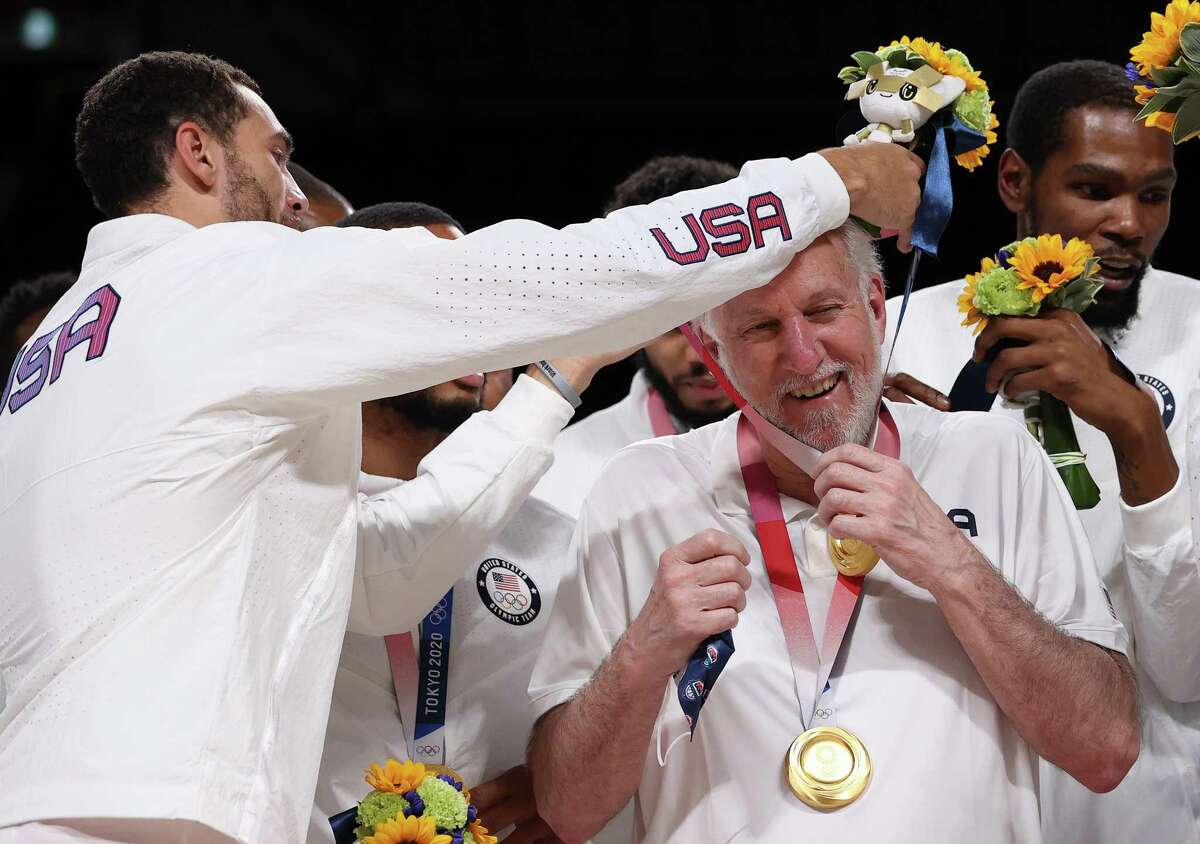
[812,444,980,593]
[818,144,925,253]
[972,309,1145,438]
[470,765,564,844]
[626,529,751,681]
[883,372,950,410]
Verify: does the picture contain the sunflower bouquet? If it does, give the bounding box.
[1128,0,1200,143]
[332,759,498,844]
[958,234,1104,509]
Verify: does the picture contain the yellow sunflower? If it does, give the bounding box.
[1131,0,1200,75]
[956,105,1000,171]
[365,759,427,794]
[1007,235,1094,304]
[1134,83,1158,106]
[467,820,499,844]
[362,816,451,844]
[958,257,993,335]
[1145,109,1178,133]
[880,35,987,92]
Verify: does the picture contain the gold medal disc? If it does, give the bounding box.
[827,535,879,577]
[787,727,872,810]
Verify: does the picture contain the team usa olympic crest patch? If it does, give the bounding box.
[476,558,541,625]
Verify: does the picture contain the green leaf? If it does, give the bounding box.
[1136,91,1181,121]
[852,51,881,69]
[1180,22,1200,62]
[1152,75,1200,97]
[838,66,864,83]
[1150,65,1188,86]
[1172,94,1200,143]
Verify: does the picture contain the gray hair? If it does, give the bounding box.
[694,222,883,341]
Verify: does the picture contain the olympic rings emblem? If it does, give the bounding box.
[415,744,441,755]
[426,604,449,625]
[814,708,834,719]
[476,558,541,626]
[492,589,530,611]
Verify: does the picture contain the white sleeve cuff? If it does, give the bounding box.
[486,373,575,446]
[794,152,852,235]
[1120,471,1190,554]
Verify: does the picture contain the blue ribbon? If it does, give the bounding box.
[329,807,358,844]
[910,112,987,256]
[676,629,735,736]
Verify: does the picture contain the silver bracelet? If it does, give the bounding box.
[533,360,582,409]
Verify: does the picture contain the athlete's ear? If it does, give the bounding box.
[697,322,721,362]
[867,274,886,341]
[173,120,221,191]
[997,148,1031,215]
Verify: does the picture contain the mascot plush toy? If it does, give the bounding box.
[839,37,996,172]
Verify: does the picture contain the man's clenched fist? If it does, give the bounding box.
[625,529,751,681]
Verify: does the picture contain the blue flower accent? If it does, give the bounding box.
[402,790,425,817]
[467,804,478,823]
[1125,61,1155,87]
[437,774,464,791]
[450,833,464,844]
[995,248,1012,268]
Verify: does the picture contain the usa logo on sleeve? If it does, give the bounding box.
[476,558,541,626]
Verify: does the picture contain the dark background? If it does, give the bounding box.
[1,0,1194,414]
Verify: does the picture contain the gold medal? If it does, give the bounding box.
[827,535,879,577]
[786,726,872,810]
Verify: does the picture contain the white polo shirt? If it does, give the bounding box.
[529,401,1126,844]
[310,487,575,842]
[0,153,851,844]
[535,369,661,516]
[885,270,1200,844]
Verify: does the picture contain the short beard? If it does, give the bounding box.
[1028,199,1145,332]
[381,388,482,434]
[639,351,735,431]
[221,145,274,223]
[722,343,883,452]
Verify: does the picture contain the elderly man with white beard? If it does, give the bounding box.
[526,223,1140,844]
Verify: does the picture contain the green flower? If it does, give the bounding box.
[462,832,477,844]
[973,267,1040,317]
[355,791,411,840]
[416,777,468,831]
[954,89,991,132]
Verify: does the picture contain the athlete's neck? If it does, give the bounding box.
[759,438,820,508]
[361,401,448,481]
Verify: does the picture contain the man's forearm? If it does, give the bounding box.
[1109,393,1179,506]
[933,546,1140,793]
[529,634,666,843]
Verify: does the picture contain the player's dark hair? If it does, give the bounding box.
[1,271,77,369]
[337,202,464,232]
[606,155,739,213]
[1007,60,1139,175]
[288,162,352,211]
[75,51,262,218]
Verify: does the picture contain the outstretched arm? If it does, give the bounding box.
[194,145,923,410]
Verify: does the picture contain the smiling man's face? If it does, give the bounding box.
[1002,104,1176,329]
[705,230,886,452]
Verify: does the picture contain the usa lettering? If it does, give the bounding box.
[649,192,792,266]
[1,284,121,417]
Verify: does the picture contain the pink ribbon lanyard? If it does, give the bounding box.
[736,414,864,726]
[646,389,678,438]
